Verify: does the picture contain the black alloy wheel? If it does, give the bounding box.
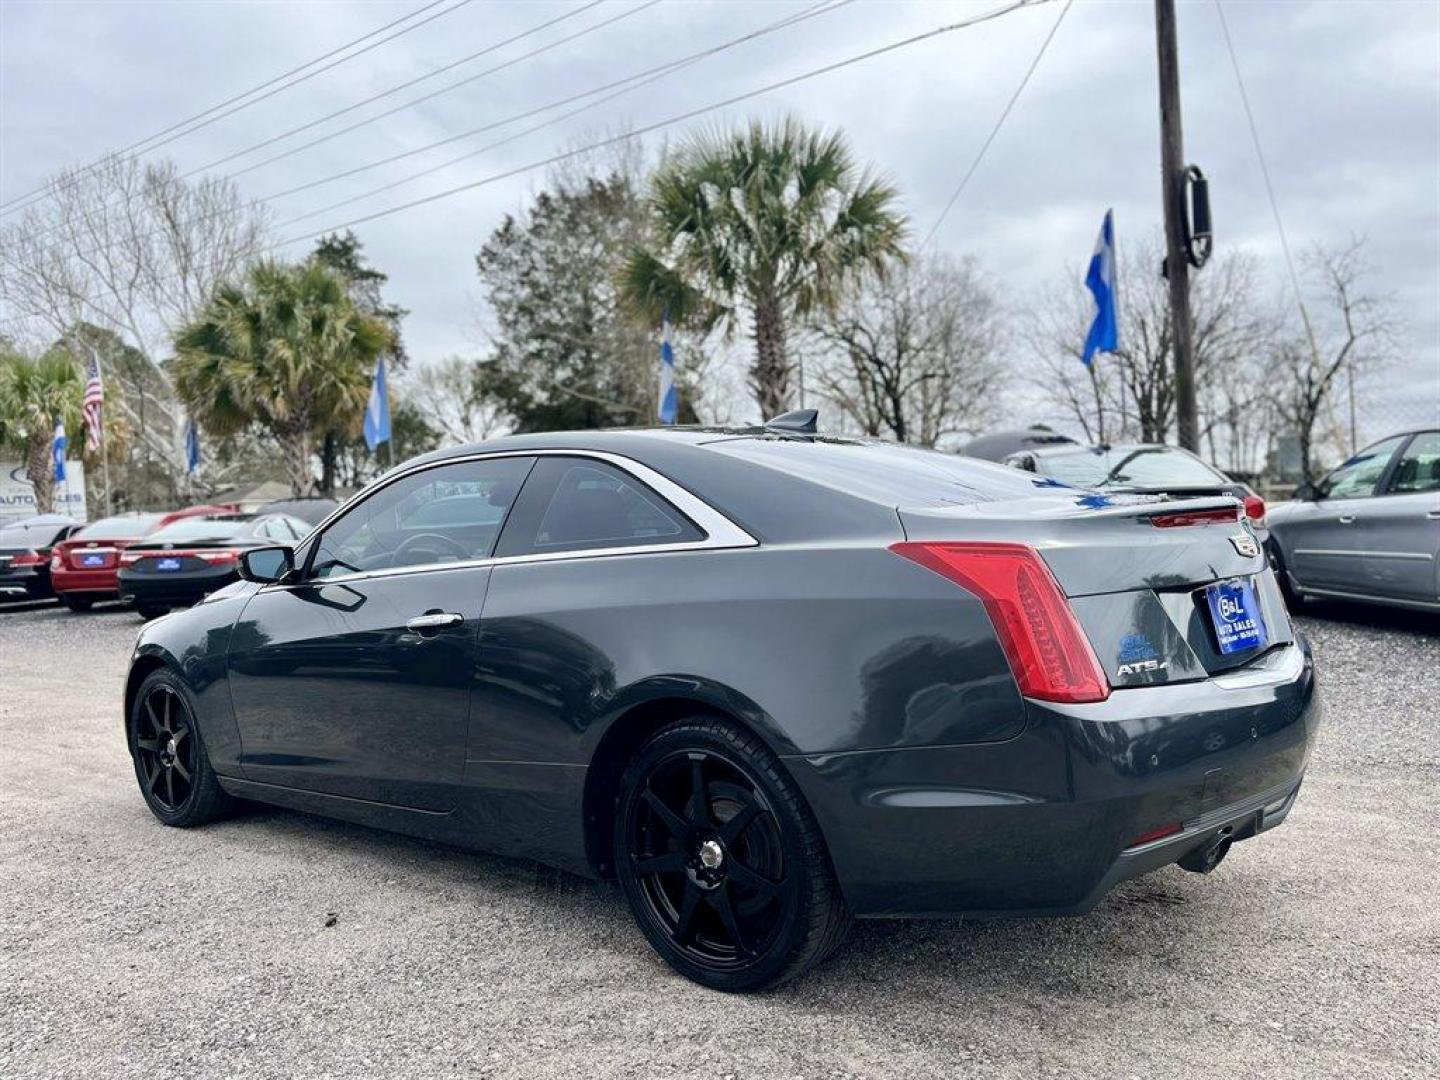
[614,717,850,991]
[128,669,233,826]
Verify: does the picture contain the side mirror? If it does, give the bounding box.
[238,545,294,584]
[1293,480,1318,502]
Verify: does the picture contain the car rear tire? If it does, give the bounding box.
[136,603,170,620]
[128,669,234,827]
[59,594,93,612]
[1268,544,1307,611]
[613,716,850,991]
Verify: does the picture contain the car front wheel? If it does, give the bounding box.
[613,716,850,991]
[128,669,233,827]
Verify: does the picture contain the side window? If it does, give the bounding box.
[308,456,534,579]
[1386,432,1440,495]
[496,457,703,557]
[1320,436,1406,501]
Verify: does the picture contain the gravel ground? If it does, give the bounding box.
[1,597,1436,1079]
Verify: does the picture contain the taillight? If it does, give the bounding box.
[1242,494,1267,528]
[1148,506,1241,528]
[198,549,239,565]
[119,551,142,566]
[11,549,45,568]
[890,541,1110,704]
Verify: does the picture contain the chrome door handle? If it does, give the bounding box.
[1337,514,1357,525]
[1426,509,1440,520]
[406,612,463,632]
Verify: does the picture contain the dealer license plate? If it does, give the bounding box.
[80,553,106,567]
[155,557,182,572]
[1204,577,1269,655]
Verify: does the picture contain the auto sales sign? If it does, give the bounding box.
[0,462,88,526]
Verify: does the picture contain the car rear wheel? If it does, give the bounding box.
[128,669,233,827]
[59,594,93,612]
[613,717,850,991]
[1268,543,1307,610]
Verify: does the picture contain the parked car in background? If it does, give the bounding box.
[254,496,338,527]
[119,512,312,619]
[1002,442,1269,542]
[0,514,82,600]
[50,504,240,612]
[1267,429,1440,613]
[125,427,1318,990]
[961,425,1078,462]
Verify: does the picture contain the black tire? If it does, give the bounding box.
[1268,543,1306,611]
[136,603,170,620]
[613,716,850,991]
[128,668,234,827]
[60,594,93,612]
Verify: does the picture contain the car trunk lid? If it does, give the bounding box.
[897,492,1292,689]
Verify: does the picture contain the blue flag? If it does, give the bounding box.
[363,356,391,451]
[1082,209,1118,366]
[52,417,67,482]
[657,315,678,425]
[185,416,201,475]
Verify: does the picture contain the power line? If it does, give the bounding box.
[0,0,472,218]
[183,0,619,182]
[266,0,1047,253]
[14,0,649,253]
[922,0,1070,249]
[269,0,854,226]
[13,0,847,270]
[2,0,1038,331]
[1212,0,1323,366]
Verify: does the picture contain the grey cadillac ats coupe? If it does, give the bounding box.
[125,420,1320,990]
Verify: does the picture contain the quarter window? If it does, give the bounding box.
[308,457,533,579]
[1387,432,1440,495]
[1319,436,1406,501]
[496,458,703,556]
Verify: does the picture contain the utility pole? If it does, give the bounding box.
[1155,0,1199,452]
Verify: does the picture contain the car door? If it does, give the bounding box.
[227,455,535,811]
[1363,431,1440,604]
[1287,435,1408,592]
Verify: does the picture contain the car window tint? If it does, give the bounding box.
[1388,432,1440,494]
[1321,436,1407,500]
[1036,446,1222,488]
[531,462,697,552]
[73,513,163,541]
[309,456,533,579]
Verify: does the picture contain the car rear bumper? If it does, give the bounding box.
[51,567,120,598]
[119,565,238,607]
[0,566,46,594]
[787,638,1320,918]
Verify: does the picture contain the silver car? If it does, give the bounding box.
[1267,429,1440,613]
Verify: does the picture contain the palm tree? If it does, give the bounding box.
[621,117,907,419]
[0,346,85,514]
[171,260,392,496]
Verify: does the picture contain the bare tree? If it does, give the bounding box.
[811,255,1002,447]
[0,157,268,473]
[1269,239,1393,483]
[1023,235,1278,458]
[406,356,509,446]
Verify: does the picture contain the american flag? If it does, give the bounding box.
[82,351,104,451]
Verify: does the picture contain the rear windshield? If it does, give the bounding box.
[73,514,164,541]
[142,517,254,544]
[1038,446,1223,489]
[709,437,1046,507]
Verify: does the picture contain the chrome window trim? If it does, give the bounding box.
[266,448,756,590]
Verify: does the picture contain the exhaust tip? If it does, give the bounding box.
[1177,831,1232,875]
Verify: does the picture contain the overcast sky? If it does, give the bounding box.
[2,0,1436,436]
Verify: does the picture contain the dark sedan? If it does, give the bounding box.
[0,514,81,599]
[118,512,312,619]
[123,425,1319,990]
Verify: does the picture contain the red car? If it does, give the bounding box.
[50,505,238,612]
